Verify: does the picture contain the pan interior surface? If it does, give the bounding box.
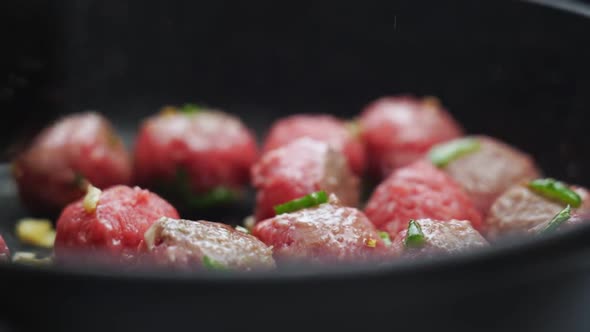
[1,0,590,280]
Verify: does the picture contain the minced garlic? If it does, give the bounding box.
[15,218,56,248]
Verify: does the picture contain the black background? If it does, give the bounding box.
[1,1,590,331]
[1,0,590,184]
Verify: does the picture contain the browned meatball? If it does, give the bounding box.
[253,194,392,264]
[143,217,275,271]
[392,218,488,259]
[486,184,590,239]
[434,136,540,215]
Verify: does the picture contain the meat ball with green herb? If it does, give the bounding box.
[12,112,132,214]
[359,95,463,178]
[133,104,258,209]
[253,193,392,264]
[486,178,590,239]
[392,219,488,259]
[427,136,540,215]
[252,137,359,221]
[143,217,275,271]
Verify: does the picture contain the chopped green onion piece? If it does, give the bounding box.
[186,186,235,209]
[158,168,236,208]
[273,191,329,215]
[202,255,226,270]
[540,205,572,235]
[180,103,201,114]
[429,138,481,168]
[528,178,582,208]
[404,220,426,248]
[235,225,249,234]
[378,231,392,246]
[73,172,86,189]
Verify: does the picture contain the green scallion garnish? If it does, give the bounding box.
[186,186,235,209]
[540,205,572,235]
[180,103,201,114]
[273,191,329,215]
[429,138,481,168]
[202,255,226,270]
[404,220,426,248]
[72,172,86,189]
[528,178,582,208]
[378,231,392,247]
[158,168,236,208]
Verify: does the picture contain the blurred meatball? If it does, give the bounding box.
[263,114,365,175]
[252,137,359,221]
[0,235,10,262]
[12,112,132,214]
[360,96,463,177]
[133,106,258,208]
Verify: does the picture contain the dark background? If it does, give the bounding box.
[1,0,590,186]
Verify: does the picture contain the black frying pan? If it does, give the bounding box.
[1,1,590,331]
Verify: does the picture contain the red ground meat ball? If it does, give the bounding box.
[262,114,366,175]
[133,108,258,199]
[0,235,10,262]
[253,194,392,264]
[359,96,463,178]
[487,183,590,239]
[143,217,275,271]
[364,161,483,236]
[12,112,132,214]
[392,219,488,259]
[55,185,179,264]
[252,137,359,221]
[436,136,540,215]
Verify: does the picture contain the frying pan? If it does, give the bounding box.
[1,0,590,331]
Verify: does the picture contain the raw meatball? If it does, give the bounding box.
[262,114,365,175]
[364,161,483,236]
[392,218,488,259]
[252,137,359,221]
[12,112,132,214]
[133,106,258,207]
[253,194,391,264]
[0,235,10,262]
[359,96,463,177]
[486,183,590,239]
[55,185,179,264]
[434,136,540,215]
[143,217,275,271]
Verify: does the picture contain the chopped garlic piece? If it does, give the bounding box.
[15,218,56,248]
[243,215,255,232]
[12,252,53,265]
[83,184,102,213]
[159,105,178,116]
[144,219,164,251]
[235,225,249,234]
